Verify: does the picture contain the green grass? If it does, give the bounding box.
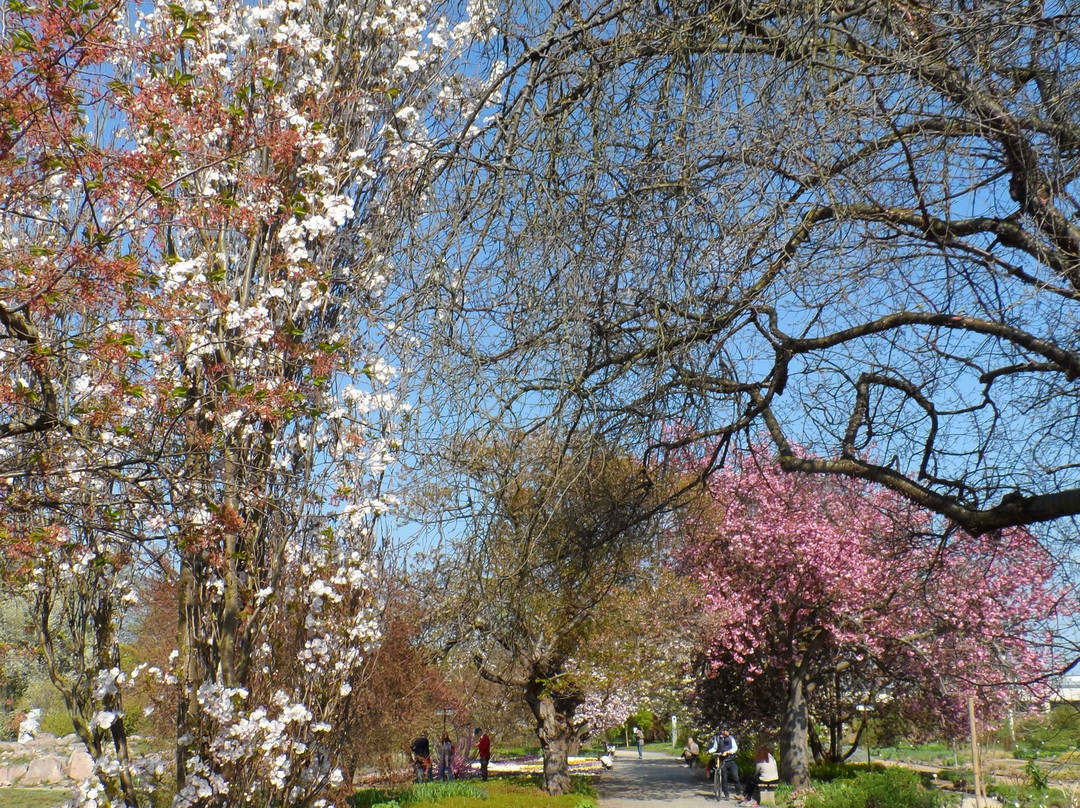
[351,775,598,808]
[874,742,959,766]
[0,788,73,808]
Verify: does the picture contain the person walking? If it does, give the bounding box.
[476,729,491,781]
[634,726,644,758]
[707,728,742,799]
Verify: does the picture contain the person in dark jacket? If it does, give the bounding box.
[411,733,432,782]
[707,728,741,799]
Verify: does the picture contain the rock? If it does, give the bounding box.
[26,732,59,748]
[61,733,80,745]
[22,754,66,784]
[0,762,28,785]
[68,749,95,780]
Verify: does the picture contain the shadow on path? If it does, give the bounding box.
[596,750,741,807]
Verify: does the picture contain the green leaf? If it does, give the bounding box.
[106,79,133,97]
[11,29,36,53]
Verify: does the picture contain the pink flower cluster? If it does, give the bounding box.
[679,444,1070,730]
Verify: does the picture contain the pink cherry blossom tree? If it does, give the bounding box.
[678,445,1069,788]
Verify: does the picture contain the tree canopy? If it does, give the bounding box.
[678,445,1070,786]
[0,0,482,803]
[425,431,685,793]
[400,0,1080,535]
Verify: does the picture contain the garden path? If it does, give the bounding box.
[596,750,737,807]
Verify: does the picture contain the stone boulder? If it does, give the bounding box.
[0,762,28,786]
[22,754,66,784]
[26,731,59,748]
[68,749,95,781]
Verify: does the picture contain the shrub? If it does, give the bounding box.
[803,768,941,808]
[987,784,1071,808]
[350,788,399,808]
[38,706,73,737]
[18,676,73,737]
[936,768,972,784]
[1011,706,1080,759]
[1025,758,1049,790]
[569,775,598,797]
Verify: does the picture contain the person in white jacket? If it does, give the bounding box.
[740,745,779,806]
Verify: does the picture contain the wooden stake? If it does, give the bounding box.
[968,697,983,808]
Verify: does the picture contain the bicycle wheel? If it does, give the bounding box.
[713,762,722,800]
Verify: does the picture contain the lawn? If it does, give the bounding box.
[351,775,598,808]
[0,788,73,808]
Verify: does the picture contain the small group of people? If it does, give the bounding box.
[410,728,492,783]
[702,728,778,806]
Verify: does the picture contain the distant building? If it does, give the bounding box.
[1048,674,1080,709]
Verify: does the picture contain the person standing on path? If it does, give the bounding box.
[634,726,644,758]
[707,728,741,799]
[476,729,491,781]
[438,732,454,781]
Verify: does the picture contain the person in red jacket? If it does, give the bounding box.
[476,729,491,781]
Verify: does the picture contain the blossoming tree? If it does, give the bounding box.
[678,446,1068,788]
[0,0,484,803]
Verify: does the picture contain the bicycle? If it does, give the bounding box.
[712,753,738,801]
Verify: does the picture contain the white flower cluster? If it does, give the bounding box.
[170,543,381,806]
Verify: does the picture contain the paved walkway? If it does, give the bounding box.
[595,750,1008,808]
[596,750,743,807]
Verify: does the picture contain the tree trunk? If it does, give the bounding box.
[524,679,578,795]
[779,669,811,787]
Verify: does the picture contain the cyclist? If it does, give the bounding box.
[707,727,741,800]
